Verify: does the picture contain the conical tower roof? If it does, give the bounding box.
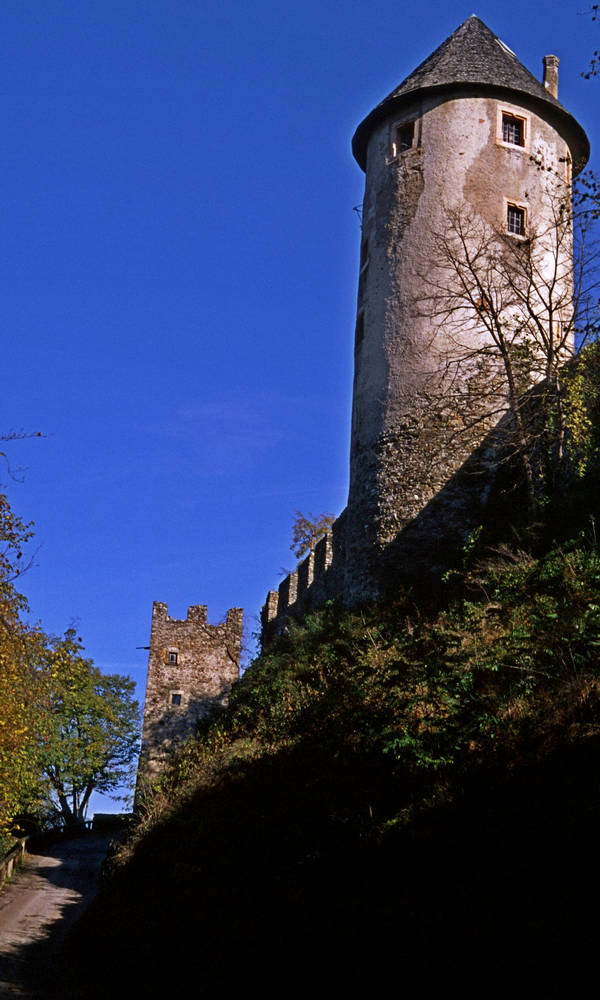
[352,15,589,171]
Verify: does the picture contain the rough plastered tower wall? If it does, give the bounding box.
[137,602,243,784]
[262,15,588,640]
[343,15,589,602]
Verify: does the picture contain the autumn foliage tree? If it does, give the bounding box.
[0,493,46,843]
[290,510,335,560]
[0,485,141,843]
[40,630,140,825]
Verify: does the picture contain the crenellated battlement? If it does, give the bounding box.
[152,601,243,636]
[261,510,347,643]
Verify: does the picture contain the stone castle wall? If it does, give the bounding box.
[261,510,347,643]
[138,602,243,783]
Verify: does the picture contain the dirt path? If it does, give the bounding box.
[0,833,113,998]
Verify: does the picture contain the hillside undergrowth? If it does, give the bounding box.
[63,517,600,992]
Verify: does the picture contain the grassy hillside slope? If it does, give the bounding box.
[63,495,600,992]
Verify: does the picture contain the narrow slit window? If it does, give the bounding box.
[502,114,524,146]
[360,237,369,269]
[507,204,526,236]
[565,153,572,184]
[355,312,365,350]
[392,122,415,157]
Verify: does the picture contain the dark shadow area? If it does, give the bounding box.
[372,393,600,608]
[61,732,600,996]
[382,418,523,584]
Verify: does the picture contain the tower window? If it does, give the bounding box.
[502,113,525,146]
[360,237,369,270]
[355,311,365,350]
[507,204,526,236]
[168,650,178,664]
[391,121,415,157]
[171,693,182,706]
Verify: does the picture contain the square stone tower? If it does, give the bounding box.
[137,602,243,785]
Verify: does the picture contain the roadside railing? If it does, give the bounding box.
[0,837,28,890]
[0,820,96,890]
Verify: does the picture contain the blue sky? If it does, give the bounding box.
[1,0,597,811]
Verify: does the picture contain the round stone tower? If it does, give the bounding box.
[345,15,589,601]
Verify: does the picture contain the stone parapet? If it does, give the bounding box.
[260,510,347,645]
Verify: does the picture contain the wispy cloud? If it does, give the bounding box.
[135,393,289,480]
[172,398,284,452]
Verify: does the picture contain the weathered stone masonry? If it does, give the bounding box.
[137,602,242,783]
[261,510,347,644]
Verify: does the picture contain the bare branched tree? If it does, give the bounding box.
[417,165,600,510]
[0,429,44,484]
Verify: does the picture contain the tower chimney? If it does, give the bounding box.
[543,54,559,98]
